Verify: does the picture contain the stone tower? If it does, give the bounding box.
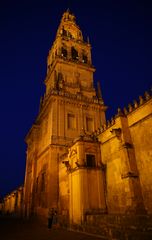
[24,10,106,219]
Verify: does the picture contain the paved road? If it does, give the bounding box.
[0,216,104,240]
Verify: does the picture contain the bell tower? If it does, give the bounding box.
[45,10,96,98]
[24,10,107,218]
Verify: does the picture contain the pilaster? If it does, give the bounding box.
[115,113,146,214]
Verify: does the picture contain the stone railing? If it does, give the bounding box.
[41,89,104,107]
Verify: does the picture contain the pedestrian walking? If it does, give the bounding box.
[52,210,59,228]
[48,208,54,229]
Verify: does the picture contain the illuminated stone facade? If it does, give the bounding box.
[24,10,106,220]
[23,10,152,221]
[3,186,23,217]
[4,10,152,239]
[98,96,152,216]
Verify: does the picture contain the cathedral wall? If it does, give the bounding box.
[68,168,107,224]
[51,96,105,141]
[37,108,52,154]
[64,140,107,225]
[99,98,152,215]
[59,159,69,217]
[35,153,49,209]
[5,193,16,214]
[3,187,24,216]
[34,144,68,219]
[127,99,152,213]
[99,129,126,213]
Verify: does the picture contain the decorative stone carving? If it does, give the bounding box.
[110,128,122,139]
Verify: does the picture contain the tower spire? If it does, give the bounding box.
[97,81,103,99]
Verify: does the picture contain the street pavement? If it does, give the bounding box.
[0,216,105,240]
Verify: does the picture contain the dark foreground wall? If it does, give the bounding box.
[60,214,152,240]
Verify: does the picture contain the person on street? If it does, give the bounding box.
[48,208,54,229]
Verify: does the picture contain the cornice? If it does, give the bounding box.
[39,89,106,114]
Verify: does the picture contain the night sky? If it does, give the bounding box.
[0,0,151,198]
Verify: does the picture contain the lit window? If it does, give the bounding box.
[71,47,78,60]
[62,28,67,36]
[61,47,67,58]
[82,54,88,63]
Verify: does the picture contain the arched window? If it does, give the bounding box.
[62,28,67,36]
[67,31,72,39]
[71,47,78,60]
[86,154,96,167]
[82,54,88,63]
[61,47,67,58]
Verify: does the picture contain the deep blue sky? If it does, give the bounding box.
[0,0,151,197]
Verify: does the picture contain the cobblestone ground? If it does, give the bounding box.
[0,216,104,240]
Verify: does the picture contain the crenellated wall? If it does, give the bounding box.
[98,89,152,214]
[127,93,152,214]
[3,186,24,217]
